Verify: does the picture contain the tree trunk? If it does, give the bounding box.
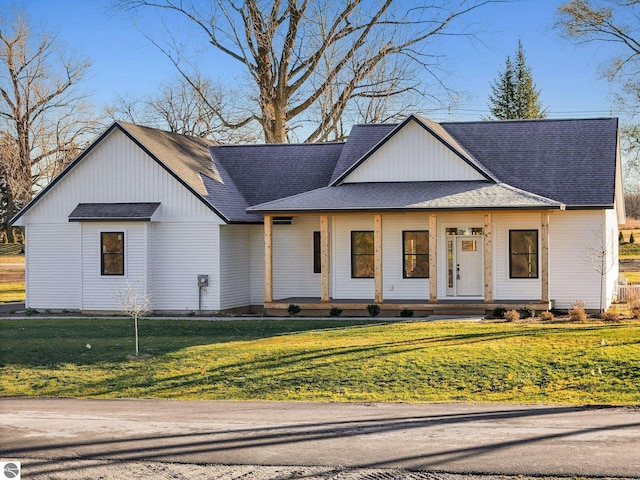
[4,190,15,244]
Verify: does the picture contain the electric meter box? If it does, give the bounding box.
[198,274,209,287]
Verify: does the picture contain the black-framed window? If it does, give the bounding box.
[351,231,374,278]
[313,231,321,274]
[101,232,124,276]
[403,231,429,278]
[509,230,538,278]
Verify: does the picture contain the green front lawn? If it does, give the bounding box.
[1,318,639,405]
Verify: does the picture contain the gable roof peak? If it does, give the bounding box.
[331,113,499,185]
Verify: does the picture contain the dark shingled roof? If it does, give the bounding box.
[69,202,161,221]
[248,182,563,213]
[10,116,620,226]
[209,142,343,213]
[440,118,619,207]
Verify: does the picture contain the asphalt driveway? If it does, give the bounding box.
[1,398,639,478]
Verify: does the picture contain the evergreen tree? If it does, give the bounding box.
[488,41,547,120]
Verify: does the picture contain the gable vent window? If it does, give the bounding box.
[101,232,124,276]
[273,217,293,225]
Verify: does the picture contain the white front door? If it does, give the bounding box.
[455,237,483,296]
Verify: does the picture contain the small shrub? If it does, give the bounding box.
[569,299,587,322]
[626,289,640,319]
[504,309,520,322]
[492,306,507,319]
[539,311,554,322]
[367,304,380,317]
[25,308,38,316]
[400,308,414,318]
[329,306,343,317]
[519,306,535,319]
[287,304,301,316]
[631,232,636,244]
[619,231,624,244]
[601,310,620,322]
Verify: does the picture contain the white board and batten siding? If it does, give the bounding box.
[343,121,485,183]
[19,128,226,311]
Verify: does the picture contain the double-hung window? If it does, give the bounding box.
[351,231,374,278]
[101,232,124,276]
[403,231,429,278]
[509,230,538,278]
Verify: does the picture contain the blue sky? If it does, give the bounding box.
[16,0,624,123]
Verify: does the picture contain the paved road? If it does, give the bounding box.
[1,398,639,478]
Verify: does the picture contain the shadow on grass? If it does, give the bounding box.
[40,323,640,400]
[0,318,386,367]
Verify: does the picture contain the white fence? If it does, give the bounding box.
[617,284,640,303]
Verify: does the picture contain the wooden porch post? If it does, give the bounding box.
[264,214,273,304]
[429,213,437,303]
[484,212,493,303]
[320,215,330,302]
[374,213,383,304]
[541,211,550,304]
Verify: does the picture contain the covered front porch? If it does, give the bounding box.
[261,210,553,316]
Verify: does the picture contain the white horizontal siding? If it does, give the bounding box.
[25,223,81,309]
[493,212,541,301]
[81,222,147,310]
[333,215,374,300]
[272,216,321,300]
[344,121,484,183]
[151,222,219,311]
[249,225,265,305]
[605,208,619,308]
[219,225,251,310]
[549,210,603,309]
[381,214,430,300]
[22,129,223,224]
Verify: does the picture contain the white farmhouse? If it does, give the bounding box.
[11,115,624,314]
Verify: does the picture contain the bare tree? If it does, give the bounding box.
[0,12,94,241]
[116,280,152,357]
[118,0,501,143]
[106,74,260,143]
[585,224,616,314]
